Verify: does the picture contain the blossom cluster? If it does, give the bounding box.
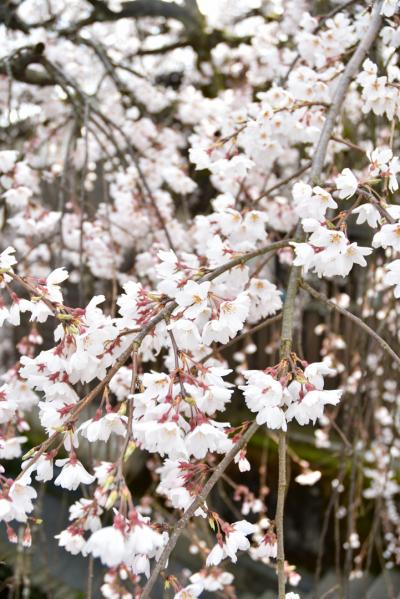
[241,361,341,430]
[0,0,398,596]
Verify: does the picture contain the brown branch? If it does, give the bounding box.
[140,420,260,599]
[201,313,282,363]
[274,4,385,596]
[300,280,400,369]
[136,41,190,55]
[0,1,30,33]
[9,272,59,314]
[63,0,199,34]
[358,187,396,224]
[331,135,365,152]
[0,45,54,86]
[117,349,138,479]
[254,162,311,205]
[17,238,291,478]
[200,239,291,282]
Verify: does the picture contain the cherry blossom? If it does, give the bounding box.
[84,525,126,567]
[54,459,95,491]
[79,413,127,443]
[384,259,400,297]
[175,281,211,319]
[335,168,358,199]
[206,520,257,566]
[295,470,322,486]
[293,182,337,220]
[185,422,232,459]
[240,371,286,429]
[373,223,400,251]
[173,583,204,599]
[190,570,234,592]
[55,529,86,555]
[0,1,396,596]
[353,204,380,228]
[367,147,400,191]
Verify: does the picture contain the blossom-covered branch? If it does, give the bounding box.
[0,1,399,598]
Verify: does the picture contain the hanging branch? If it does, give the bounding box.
[140,420,260,599]
[301,280,400,368]
[16,238,291,479]
[275,2,385,596]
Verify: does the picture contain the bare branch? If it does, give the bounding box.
[201,313,282,363]
[301,279,400,369]
[0,1,30,32]
[310,1,384,185]
[0,45,54,86]
[64,0,199,34]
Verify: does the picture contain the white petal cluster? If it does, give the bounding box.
[190,570,234,592]
[357,58,399,120]
[247,279,282,322]
[54,459,95,491]
[285,363,342,426]
[84,515,168,573]
[206,520,257,566]
[373,222,400,251]
[79,413,127,442]
[368,147,400,192]
[293,182,337,220]
[0,482,36,524]
[241,362,341,430]
[384,259,400,297]
[293,219,372,278]
[335,168,358,200]
[240,371,286,429]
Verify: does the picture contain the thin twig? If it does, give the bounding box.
[358,187,396,224]
[274,4,385,596]
[85,556,94,599]
[17,239,291,478]
[201,313,282,362]
[254,162,311,204]
[140,420,259,599]
[301,280,400,368]
[117,350,139,480]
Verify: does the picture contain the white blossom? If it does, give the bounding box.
[295,470,322,485]
[384,259,400,297]
[206,520,257,566]
[54,459,95,491]
[335,168,358,199]
[240,371,286,429]
[84,526,126,567]
[55,529,86,555]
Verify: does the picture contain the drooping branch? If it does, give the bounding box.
[0,1,246,99]
[301,280,400,369]
[89,0,198,26]
[358,187,396,224]
[0,0,56,32]
[17,238,292,478]
[140,420,260,599]
[0,44,54,86]
[274,3,385,597]
[63,0,200,35]
[59,0,245,88]
[0,1,30,33]
[201,313,282,362]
